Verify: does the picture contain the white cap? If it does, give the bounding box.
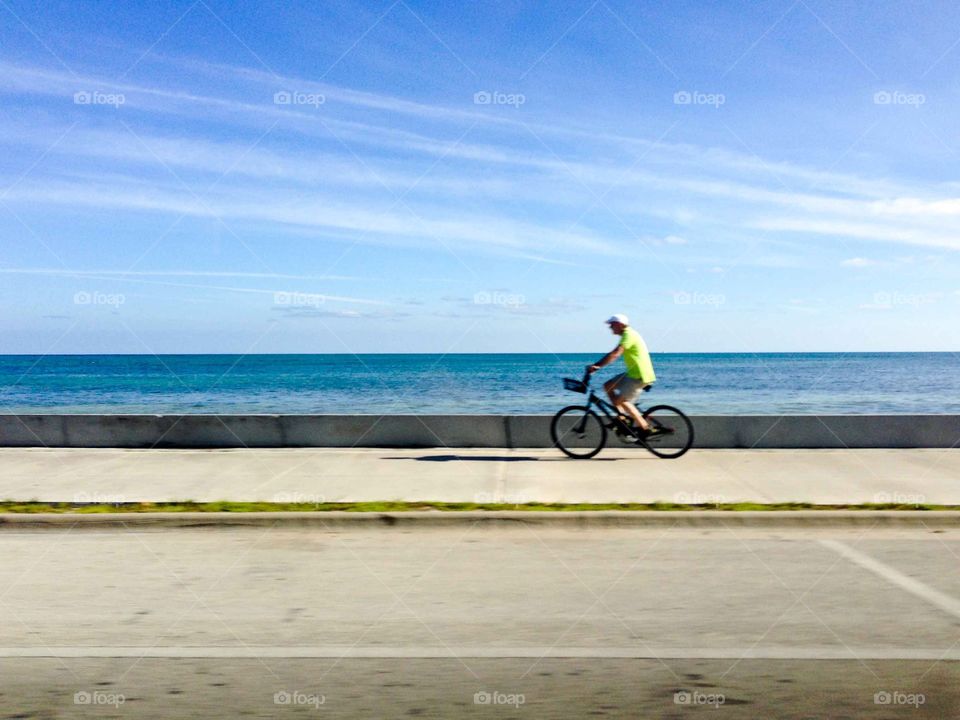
[605,313,629,325]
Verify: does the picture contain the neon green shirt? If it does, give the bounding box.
[620,327,656,382]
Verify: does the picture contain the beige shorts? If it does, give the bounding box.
[609,373,651,403]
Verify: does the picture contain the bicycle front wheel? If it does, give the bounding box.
[641,405,694,459]
[551,405,607,459]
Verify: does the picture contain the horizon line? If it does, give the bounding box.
[0,351,954,357]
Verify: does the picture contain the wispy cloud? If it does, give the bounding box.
[4,54,960,267]
[840,257,876,268]
[0,268,359,281]
[0,267,385,306]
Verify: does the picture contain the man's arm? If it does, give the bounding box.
[587,344,623,373]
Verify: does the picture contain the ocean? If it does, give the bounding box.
[0,353,955,415]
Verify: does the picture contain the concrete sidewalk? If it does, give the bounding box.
[0,447,957,504]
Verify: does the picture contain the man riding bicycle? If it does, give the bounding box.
[586,314,656,436]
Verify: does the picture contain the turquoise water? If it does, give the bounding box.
[0,353,956,415]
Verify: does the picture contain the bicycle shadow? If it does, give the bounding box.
[381,454,624,462]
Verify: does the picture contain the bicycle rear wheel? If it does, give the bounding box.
[641,405,694,459]
[551,405,607,459]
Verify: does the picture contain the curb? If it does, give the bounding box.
[0,511,958,530]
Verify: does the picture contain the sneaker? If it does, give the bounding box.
[643,425,673,437]
[614,416,640,444]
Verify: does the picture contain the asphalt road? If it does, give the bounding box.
[1,523,958,717]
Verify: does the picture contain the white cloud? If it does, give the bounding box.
[0,268,358,281]
[752,217,960,251]
[5,55,960,264]
[2,179,621,257]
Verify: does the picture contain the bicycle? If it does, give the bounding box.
[550,368,694,459]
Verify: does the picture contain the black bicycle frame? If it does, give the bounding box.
[578,374,637,433]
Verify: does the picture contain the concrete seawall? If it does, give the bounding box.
[1,414,958,448]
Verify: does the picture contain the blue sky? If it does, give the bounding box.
[1,0,959,353]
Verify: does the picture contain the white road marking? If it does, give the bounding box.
[0,646,957,659]
[820,539,960,620]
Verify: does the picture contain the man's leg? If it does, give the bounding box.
[620,399,650,431]
[604,379,629,417]
[603,378,618,405]
[606,377,651,432]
